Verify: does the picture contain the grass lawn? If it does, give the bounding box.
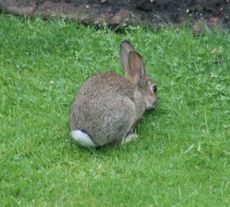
[0,14,230,206]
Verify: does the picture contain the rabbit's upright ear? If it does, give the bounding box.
[119,40,135,76]
[128,51,145,84]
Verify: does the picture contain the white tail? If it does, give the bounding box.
[71,130,95,147]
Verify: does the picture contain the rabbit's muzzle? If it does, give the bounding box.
[145,94,157,110]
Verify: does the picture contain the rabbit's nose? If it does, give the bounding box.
[152,101,157,109]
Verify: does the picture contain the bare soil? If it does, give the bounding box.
[0,0,229,31]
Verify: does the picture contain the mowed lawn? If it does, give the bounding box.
[0,14,230,206]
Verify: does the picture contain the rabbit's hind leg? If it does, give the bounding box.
[121,133,138,145]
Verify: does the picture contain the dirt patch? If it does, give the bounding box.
[0,0,229,31]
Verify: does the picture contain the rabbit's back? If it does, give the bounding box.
[70,72,144,146]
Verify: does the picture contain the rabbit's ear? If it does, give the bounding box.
[128,51,145,84]
[119,40,135,76]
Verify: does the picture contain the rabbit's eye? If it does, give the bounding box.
[152,85,157,93]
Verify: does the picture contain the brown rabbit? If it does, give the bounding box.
[70,40,157,147]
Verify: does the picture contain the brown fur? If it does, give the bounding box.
[70,41,157,147]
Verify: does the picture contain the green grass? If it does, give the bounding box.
[0,14,230,206]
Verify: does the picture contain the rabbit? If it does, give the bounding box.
[70,40,157,147]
